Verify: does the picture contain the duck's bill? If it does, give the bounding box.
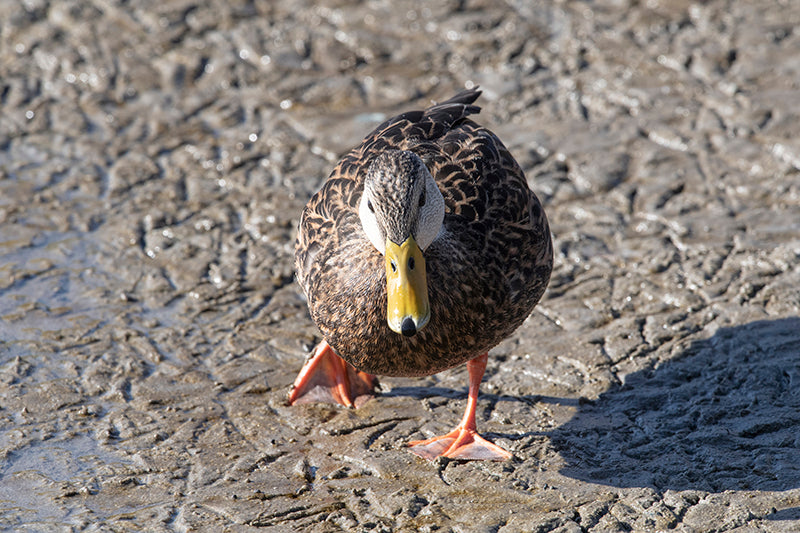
[385,235,430,337]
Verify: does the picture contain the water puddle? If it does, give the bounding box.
[0,434,133,525]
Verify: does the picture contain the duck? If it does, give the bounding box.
[288,88,553,461]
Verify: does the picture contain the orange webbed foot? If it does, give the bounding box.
[408,352,511,461]
[409,426,511,461]
[288,340,377,408]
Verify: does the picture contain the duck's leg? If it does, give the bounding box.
[408,353,511,461]
[288,340,377,408]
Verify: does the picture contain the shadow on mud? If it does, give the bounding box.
[552,318,800,492]
[767,507,800,521]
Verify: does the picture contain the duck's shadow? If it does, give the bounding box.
[384,385,580,409]
[549,317,800,492]
[380,318,800,492]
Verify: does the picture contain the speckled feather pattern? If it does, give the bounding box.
[295,89,553,377]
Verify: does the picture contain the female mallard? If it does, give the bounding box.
[288,88,553,461]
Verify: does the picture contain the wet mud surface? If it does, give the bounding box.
[2,0,800,531]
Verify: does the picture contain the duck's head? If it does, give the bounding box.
[359,150,445,337]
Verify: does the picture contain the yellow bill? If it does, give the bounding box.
[385,235,430,337]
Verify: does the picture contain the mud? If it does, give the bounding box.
[1,0,799,531]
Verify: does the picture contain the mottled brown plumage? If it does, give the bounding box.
[295,88,553,377]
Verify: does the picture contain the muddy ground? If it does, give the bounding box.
[1,0,800,531]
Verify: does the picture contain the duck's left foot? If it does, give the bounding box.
[288,340,377,408]
[408,352,511,461]
[408,426,511,461]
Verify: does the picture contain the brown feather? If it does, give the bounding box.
[295,89,553,376]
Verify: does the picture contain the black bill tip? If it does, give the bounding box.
[401,316,417,337]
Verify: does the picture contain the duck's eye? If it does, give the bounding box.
[408,257,415,270]
[390,260,397,273]
[418,190,426,207]
[367,200,375,213]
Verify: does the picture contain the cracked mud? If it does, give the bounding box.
[1,0,799,531]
